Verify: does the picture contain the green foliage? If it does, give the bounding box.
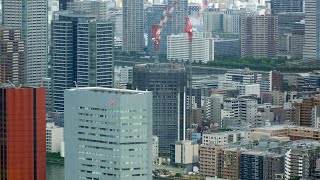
[175,173,182,177]
[47,152,64,165]
[205,57,320,72]
[216,171,222,178]
[290,177,301,180]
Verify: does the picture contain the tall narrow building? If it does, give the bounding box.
[303,0,320,60]
[64,87,153,180]
[133,63,187,156]
[0,87,46,180]
[122,0,144,53]
[0,27,25,84]
[52,12,113,112]
[2,0,48,86]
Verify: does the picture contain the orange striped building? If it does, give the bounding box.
[0,87,46,180]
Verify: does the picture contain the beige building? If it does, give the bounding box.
[199,144,227,178]
[174,140,199,171]
[202,131,250,146]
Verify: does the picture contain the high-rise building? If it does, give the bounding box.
[221,148,241,179]
[240,16,278,59]
[52,12,113,112]
[167,0,188,37]
[271,0,304,14]
[2,0,48,86]
[133,63,187,156]
[122,0,144,53]
[0,27,25,84]
[67,1,113,21]
[46,122,63,153]
[64,87,152,180]
[303,0,320,60]
[0,87,46,180]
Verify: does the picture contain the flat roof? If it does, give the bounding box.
[254,125,320,132]
[67,87,149,94]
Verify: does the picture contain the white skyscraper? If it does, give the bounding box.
[64,87,153,180]
[2,0,48,86]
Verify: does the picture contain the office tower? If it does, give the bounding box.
[214,39,241,58]
[2,0,48,86]
[67,1,113,21]
[133,63,187,156]
[303,0,320,60]
[41,77,53,112]
[271,0,304,14]
[52,12,113,112]
[0,27,25,84]
[240,16,278,59]
[0,87,46,180]
[122,0,144,53]
[269,70,284,91]
[167,32,214,63]
[64,87,152,180]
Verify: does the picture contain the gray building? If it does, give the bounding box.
[240,16,278,59]
[64,87,152,180]
[2,0,48,86]
[303,0,320,60]
[214,38,240,58]
[133,63,187,156]
[67,0,114,21]
[271,0,304,14]
[122,0,144,53]
[52,12,113,112]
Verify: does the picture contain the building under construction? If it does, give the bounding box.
[133,63,188,156]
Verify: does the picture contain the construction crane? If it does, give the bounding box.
[183,0,208,140]
[151,0,178,63]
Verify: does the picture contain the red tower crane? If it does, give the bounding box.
[152,0,178,62]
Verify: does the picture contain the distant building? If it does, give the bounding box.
[271,0,304,14]
[237,84,261,97]
[0,87,46,180]
[167,32,214,63]
[2,0,48,86]
[64,87,153,180]
[240,151,284,180]
[133,63,187,156]
[67,0,112,21]
[0,27,25,84]
[52,12,113,112]
[46,122,63,153]
[240,16,278,59]
[202,131,248,146]
[269,70,284,91]
[303,0,320,60]
[284,141,320,180]
[225,68,261,85]
[122,0,144,53]
[221,148,241,179]
[174,140,199,171]
[214,38,240,58]
[199,144,227,177]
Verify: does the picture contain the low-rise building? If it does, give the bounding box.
[46,122,64,153]
[174,140,199,172]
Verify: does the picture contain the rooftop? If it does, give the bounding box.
[67,87,149,95]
